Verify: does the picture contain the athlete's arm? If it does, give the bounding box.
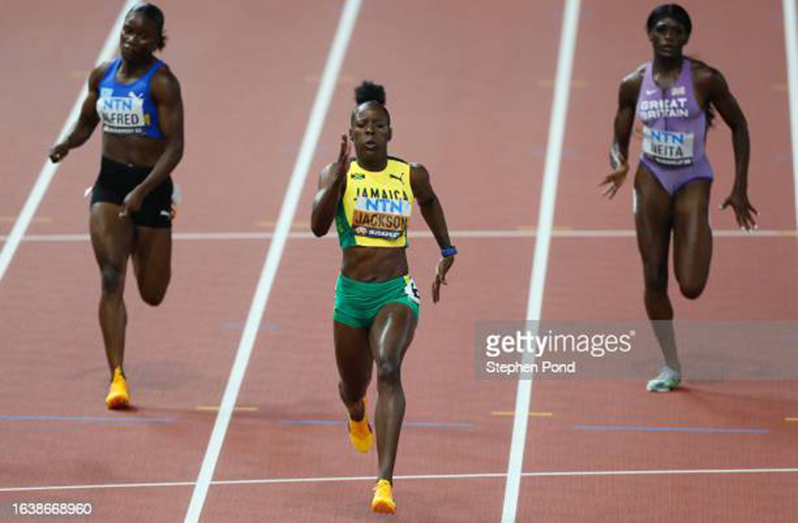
[410,163,454,303]
[311,135,350,237]
[701,66,757,230]
[601,68,643,199]
[49,64,106,163]
[120,68,184,217]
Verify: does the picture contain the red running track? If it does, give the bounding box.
[0,1,796,522]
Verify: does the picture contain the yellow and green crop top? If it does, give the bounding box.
[335,157,414,248]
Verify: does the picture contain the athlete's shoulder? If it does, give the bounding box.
[151,62,179,86]
[319,158,352,182]
[94,60,116,75]
[688,57,713,72]
[689,58,722,81]
[320,161,337,177]
[623,63,647,83]
[388,155,410,165]
[88,60,115,88]
[150,63,181,100]
[618,63,646,104]
[409,162,430,184]
[408,163,434,202]
[621,63,646,88]
[689,58,728,95]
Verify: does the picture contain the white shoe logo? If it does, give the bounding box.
[645,89,658,96]
[160,210,171,218]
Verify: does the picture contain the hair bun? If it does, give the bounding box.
[355,81,386,105]
[646,3,692,37]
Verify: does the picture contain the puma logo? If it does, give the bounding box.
[389,173,404,182]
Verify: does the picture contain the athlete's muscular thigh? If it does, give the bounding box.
[369,303,416,379]
[634,165,673,289]
[672,179,712,299]
[91,203,134,275]
[132,226,171,305]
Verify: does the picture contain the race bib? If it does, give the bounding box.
[642,126,694,167]
[351,196,411,240]
[97,91,148,135]
[404,277,421,304]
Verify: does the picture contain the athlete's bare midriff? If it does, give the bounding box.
[341,247,408,282]
[102,133,166,167]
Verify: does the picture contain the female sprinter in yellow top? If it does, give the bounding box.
[311,81,455,514]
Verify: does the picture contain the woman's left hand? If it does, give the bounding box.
[119,188,145,219]
[432,255,455,303]
[720,189,758,230]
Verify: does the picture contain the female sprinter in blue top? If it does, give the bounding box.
[49,3,184,409]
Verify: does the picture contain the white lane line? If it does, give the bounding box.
[783,0,798,228]
[501,0,581,522]
[0,0,138,283]
[548,229,798,237]
[3,229,794,243]
[181,1,362,522]
[3,467,796,493]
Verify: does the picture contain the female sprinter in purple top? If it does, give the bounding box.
[600,4,757,391]
[49,4,183,408]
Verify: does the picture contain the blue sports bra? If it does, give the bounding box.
[96,58,164,139]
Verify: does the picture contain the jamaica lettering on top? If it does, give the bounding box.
[354,185,411,202]
[337,159,415,248]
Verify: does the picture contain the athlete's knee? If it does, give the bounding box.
[675,255,710,301]
[100,264,124,296]
[339,380,363,404]
[679,280,706,300]
[141,293,165,307]
[376,359,402,386]
[642,263,668,293]
[139,285,167,306]
[136,270,170,306]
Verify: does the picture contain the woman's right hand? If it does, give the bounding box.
[333,135,352,181]
[49,142,70,163]
[311,135,352,237]
[599,154,629,199]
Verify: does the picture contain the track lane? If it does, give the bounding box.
[203,0,565,520]
[0,1,352,521]
[515,1,798,521]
